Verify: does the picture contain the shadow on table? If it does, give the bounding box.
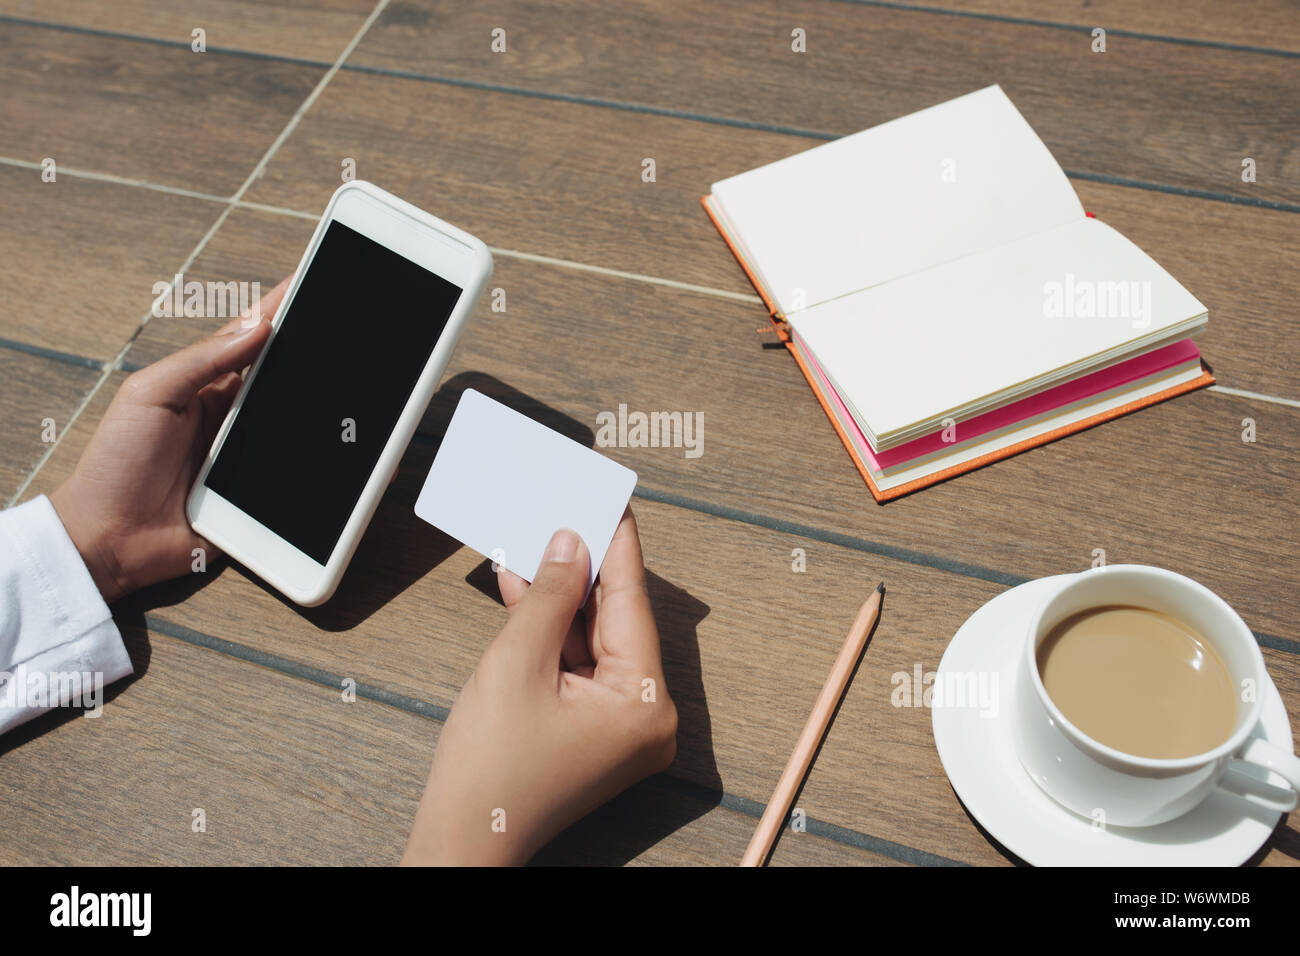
[539,573,720,866]
[467,561,722,865]
[952,788,1300,867]
[233,371,595,630]
[0,563,184,754]
[1253,819,1300,864]
[10,567,220,755]
[952,795,1029,866]
[2,373,594,753]
[0,610,155,759]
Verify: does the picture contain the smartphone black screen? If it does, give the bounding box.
[206,221,463,564]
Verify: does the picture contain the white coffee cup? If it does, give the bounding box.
[1014,564,1300,827]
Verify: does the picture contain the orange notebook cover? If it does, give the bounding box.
[701,194,1214,503]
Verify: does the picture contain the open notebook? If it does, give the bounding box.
[703,85,1211,501]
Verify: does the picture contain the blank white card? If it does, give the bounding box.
[413,389,638,590]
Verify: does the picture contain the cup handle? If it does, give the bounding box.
[1218,737,1300,813]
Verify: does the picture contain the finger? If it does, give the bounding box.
[497,529,590,675]
[215,275,292,335]
[560,615,595,673]
[599,508,650,598]
[499,561,594,671]
[496,561,595,671]
[198,371,243,448]
[591,509,662,673]
[128,317,271,409]
[497,566,529,614]
[188,530,223,568]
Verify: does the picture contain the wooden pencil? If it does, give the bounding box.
[740,582,885,867]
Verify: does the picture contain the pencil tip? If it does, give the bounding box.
[876,581,886,595]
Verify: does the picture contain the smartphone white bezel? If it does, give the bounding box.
[186,180,492,606]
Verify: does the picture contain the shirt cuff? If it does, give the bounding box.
[0,496,132,729]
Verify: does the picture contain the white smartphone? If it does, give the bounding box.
[187,181,493,606]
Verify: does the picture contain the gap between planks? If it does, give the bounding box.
[144,613,963,866]
[0,156,1294,412]
[4,0,397,508]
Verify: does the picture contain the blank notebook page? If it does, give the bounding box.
[710,85,1084,316]
[790,217,1209,442]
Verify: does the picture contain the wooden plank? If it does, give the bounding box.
[0,624,836,866]
[536,776,907,866]
[0,167,229,360]
[19,383,1300,864]
[0,21,323,195]
[240,70,757,298]
[0,351,99,501]
[1076,180,1300,400]
[0,0,376,63]
[117,210,319,371]
[767,826,910,866]
[235,72,1300,401]
[887,0,1300,53]
[107,209,1300,640]
[0,629,434,865]
[346,0,1300,205]
[18,369,125,497]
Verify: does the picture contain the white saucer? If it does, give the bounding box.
[932,574,1292,866]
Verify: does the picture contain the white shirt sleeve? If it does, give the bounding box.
[0,495,133,732]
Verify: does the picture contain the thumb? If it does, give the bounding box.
[128,317,271,408]
[499,529,590,674]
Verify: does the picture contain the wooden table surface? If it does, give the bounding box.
[0,0,1296,866]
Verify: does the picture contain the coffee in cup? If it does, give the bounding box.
[1013,565,1300,828]
[1036,605,1235,760]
